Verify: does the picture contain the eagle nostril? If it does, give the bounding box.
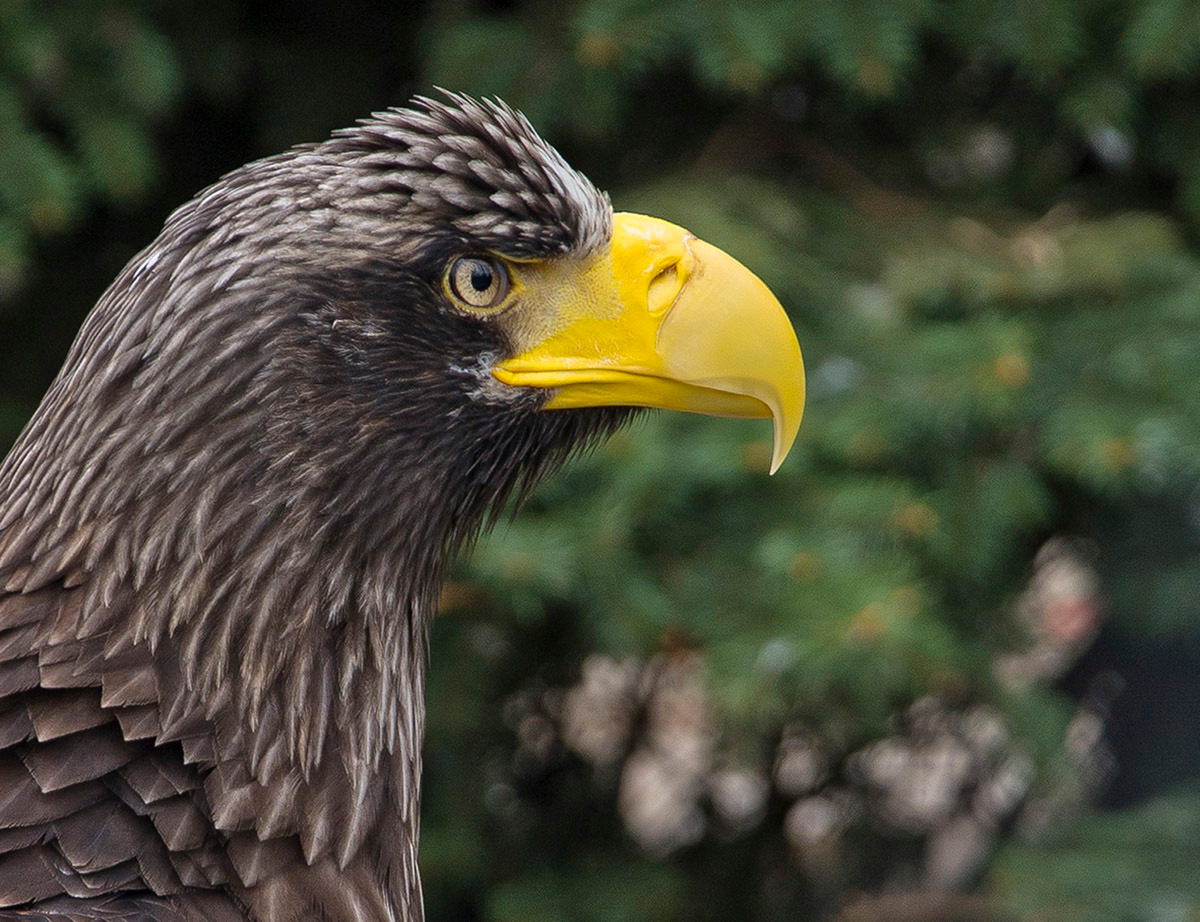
[647,262,683,316]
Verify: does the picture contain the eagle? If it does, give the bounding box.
[0,94,804,921]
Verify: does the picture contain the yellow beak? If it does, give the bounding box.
[492,213,805,473]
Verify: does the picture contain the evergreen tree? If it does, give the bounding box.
[3,1,1200,918]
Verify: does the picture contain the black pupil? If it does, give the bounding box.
[469,262,493,292]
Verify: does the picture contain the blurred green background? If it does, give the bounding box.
[3,1,1200,919]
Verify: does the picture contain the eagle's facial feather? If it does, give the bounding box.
[323,92,612,256]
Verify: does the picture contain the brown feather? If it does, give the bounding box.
[53,804,147,873]
[0,627,40,663]
[0,848,65,906]
[111,708,159,743]
[19,726,141,793]
[142,801,207,855]
[27,693,110,743]
[118,754,199,806]
[0,661,39,698]
[0,705,33,749]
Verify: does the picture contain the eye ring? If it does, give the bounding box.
[447,256,511,310]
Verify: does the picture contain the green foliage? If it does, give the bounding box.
[6,1,1200,920]
[0,0,181,296]
[487,859,687,922]
[990,790,1200,920]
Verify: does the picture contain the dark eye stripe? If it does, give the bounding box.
[449,257,510,309]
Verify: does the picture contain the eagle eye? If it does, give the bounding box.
[448,256,510,310]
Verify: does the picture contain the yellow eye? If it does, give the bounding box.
[448,256,510,310]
